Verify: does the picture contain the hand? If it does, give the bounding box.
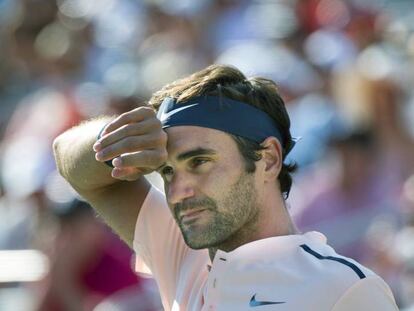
[93,106,167,181]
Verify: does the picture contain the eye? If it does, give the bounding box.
[189,157,210,169]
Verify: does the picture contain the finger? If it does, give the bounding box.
[102,107,155,136]
[111,167,143,180]
[115,149,167,170]
[95,133,166,161]
[94,118,161,151]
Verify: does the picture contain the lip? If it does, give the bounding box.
[180,209,207,222]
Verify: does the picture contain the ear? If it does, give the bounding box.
[259,136,283,182]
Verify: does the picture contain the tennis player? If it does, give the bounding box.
[54,65,399,310]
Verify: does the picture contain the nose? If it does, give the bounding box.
[166,172,195,205]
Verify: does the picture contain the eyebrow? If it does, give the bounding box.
[176,147,217,162]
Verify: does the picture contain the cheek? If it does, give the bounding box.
[197,162,243,198]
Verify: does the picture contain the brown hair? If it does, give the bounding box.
[150,64,297,198]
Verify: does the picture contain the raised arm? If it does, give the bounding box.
[53,107,167,247]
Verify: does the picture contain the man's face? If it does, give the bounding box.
[158,126,262,250]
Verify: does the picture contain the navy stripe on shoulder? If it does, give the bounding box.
[300,244,366,279]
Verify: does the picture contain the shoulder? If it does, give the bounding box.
[331,275,399,311]
[216,233,397,310]
[226,232,373,283]
[294,238,398,310]
[297,241,372,282]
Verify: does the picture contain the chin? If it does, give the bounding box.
[182,230,211,249]
[181,227,229,250]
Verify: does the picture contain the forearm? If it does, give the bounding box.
[52,109,165,247]
[53,117,116,191]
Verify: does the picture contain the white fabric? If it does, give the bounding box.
[133,186,399,311]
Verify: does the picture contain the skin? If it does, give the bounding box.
[54,107,297,259]
[158,126,297,260]
[54,108,167,247]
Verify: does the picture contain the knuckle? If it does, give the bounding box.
[119,156,132,167]
[149,117,162,129]
[121,138,134,150]
[155,136,165,146]
[156,150,168,163]
[102,133,117,146]
[134,106,155,118]
[137,154,149,166]
[101,146,113,158]
[142,106,156,115]
[117,113,131,124]
[157,131,168,144]
[118,137,131,152]
[138,136,151,148]
[124,124,136,136]
[98,137,107,146]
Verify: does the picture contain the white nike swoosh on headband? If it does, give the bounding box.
[159,103,199,122]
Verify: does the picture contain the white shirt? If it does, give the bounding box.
[133,186,399,311]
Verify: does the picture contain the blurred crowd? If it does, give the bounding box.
[0,0,413,310]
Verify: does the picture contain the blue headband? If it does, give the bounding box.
[157,95,296,155]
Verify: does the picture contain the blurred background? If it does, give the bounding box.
[0,0,413,310]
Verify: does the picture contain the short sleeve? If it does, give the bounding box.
[132,186,190,309]
[331,276,399,311]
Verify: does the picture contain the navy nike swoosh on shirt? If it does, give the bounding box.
[249,294,286,307]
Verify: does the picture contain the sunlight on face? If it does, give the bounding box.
[176,170,259,249]
[159,126,261,249]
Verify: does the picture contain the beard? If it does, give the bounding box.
[172,171,259,250]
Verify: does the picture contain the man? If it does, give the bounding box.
[54,65,399,310]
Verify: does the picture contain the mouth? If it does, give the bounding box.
[179,209,208,223]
